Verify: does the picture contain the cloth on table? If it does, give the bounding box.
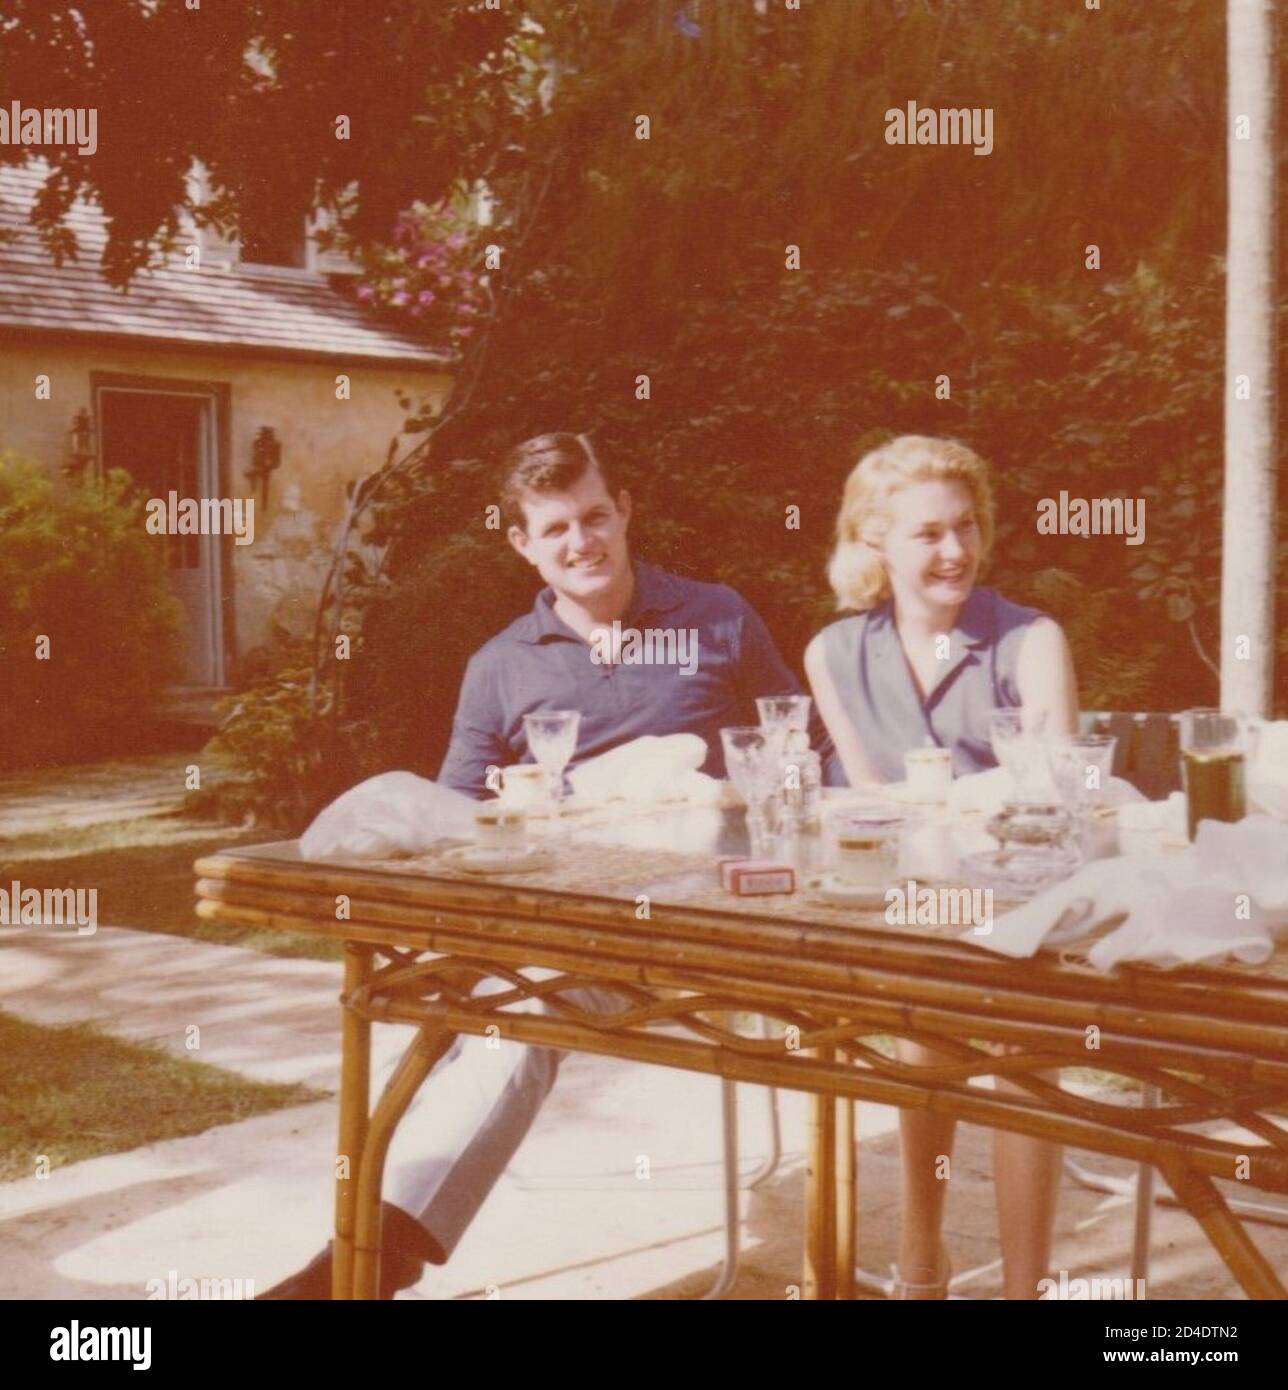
[567,733,726,806]
[299,771,477,860]
[964,814,1288,971]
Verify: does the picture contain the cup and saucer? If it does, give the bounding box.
[802,873,895,910]
[447,802,555,873]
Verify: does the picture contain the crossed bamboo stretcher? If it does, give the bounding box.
[195,844,1288,1301]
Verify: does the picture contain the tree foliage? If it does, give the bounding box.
[0,457,186,769]
[3,1,1284,813]
[0,0,516,285]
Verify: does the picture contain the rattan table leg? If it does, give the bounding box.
[836,1097,856,1300]
[351,1023,456,1299]
[1157,1152,1287,1300]
[805,1057,839,1299]
[333,944,373,1301]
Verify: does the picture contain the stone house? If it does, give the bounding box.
[0,160,453,698]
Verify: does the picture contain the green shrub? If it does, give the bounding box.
[0,456,186,770]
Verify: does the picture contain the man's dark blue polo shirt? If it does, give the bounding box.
[437,561,834,797]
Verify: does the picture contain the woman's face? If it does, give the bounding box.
[877,478,982,610]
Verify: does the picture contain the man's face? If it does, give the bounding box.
[507,467,633,603]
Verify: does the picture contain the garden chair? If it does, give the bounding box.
[1066,711,1288,1284]
[708,1018,782,1299]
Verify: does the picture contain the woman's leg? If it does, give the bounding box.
[897,1047,1063,1298]
[896,1039,957,1290]
[994,1073,1063,1299]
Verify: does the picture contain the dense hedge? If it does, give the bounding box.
[0,456,186,770]
[204,1,1288,829]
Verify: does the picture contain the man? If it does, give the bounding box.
[263,431,833,1298]
[437,431,833,794]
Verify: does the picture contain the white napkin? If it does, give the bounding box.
[1250,719,1288,818]
[568,733,724,806]
[1117,792,1187,834]
[299,771,477,860]
[965,814,1288,970]
[1116,792,1188,855]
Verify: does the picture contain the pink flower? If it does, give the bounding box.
[417,289,436,306]
[391,290,410,307]
[455,325,475,338]
[355,285,375,303]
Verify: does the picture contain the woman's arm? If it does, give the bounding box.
[804,632,887,786]
[1014,617,1080,736]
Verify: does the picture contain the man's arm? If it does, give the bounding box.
[730,594,845,784]
[436,653,513,799]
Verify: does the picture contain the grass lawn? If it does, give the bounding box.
[0,1011,325,1183]
[2,756,341,962]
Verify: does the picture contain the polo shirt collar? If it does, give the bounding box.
[519,560,684,644]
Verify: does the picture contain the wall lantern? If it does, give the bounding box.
[246,426,282,506]
[62,407,96,480]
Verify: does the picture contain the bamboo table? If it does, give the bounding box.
[194,805,1288,1300]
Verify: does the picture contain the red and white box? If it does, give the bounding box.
[718,858,796,896]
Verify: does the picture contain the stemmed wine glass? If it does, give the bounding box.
[755,694,812,756]
[720,726,780,855]
[988,706,1051,800]
[1044,733,1117,860]
[523,710,581,834]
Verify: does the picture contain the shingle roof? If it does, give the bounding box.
[0,162,452,367]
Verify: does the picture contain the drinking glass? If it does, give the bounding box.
[523,710,581,829]
[1045,733,1117,860]
[721,726,780,855]
[757,695,814,835]
[961,707,1078,895]
[756,694,812,755]
[989,706,1050,799]
[1177,709,1255,841]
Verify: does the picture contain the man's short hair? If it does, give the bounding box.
[498,432,622,530]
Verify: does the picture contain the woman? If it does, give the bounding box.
[805,435,1079,1300]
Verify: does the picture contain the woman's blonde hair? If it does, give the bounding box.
[827,435,995,611]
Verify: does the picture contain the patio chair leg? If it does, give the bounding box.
[704,1014,784,1299]
[747,1011,783,1188]
[1130,1085,1159,1288]
[1063,1082,1161,1290]
[702,1078,741,1300]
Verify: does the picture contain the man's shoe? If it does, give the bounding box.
[258,1243,424,1300]
[258,1245,332,1300]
